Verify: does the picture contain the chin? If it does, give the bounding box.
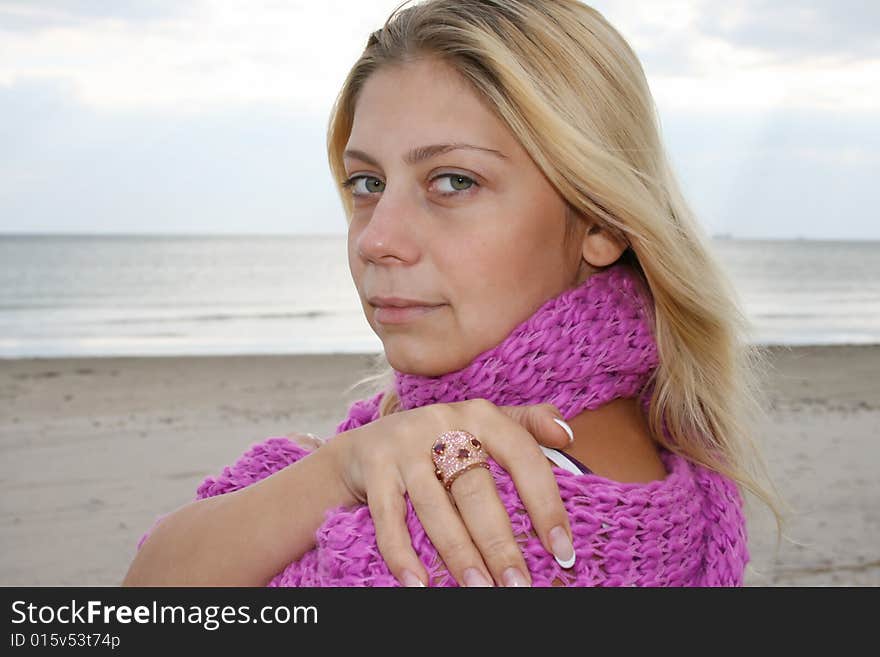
[384,350,442,377]
[382,340,458,377]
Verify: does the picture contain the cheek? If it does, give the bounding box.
[441,220,564,350]
[452,228,543,297]
[347,229,364,283]
[440,252,530,353]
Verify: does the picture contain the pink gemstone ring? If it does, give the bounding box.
[431,430,490,491]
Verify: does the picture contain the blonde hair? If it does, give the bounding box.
[327,0,789,544]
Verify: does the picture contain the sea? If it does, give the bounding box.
[1,234,878,359]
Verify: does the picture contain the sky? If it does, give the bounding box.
[0,0,878,240]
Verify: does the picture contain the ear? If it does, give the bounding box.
[581,223,628,268]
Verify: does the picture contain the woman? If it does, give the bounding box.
[124,0,784,587]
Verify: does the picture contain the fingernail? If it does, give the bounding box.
[462,568,493,587]
[399,570,425,587]
[552,418,574,446]
[502,567,529,587]
[549,525,576,568]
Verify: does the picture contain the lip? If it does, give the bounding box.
[368,296,442,308]
[373,304,445,325]
[367,295,446,325]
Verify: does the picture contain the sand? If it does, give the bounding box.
[1,346,878,586]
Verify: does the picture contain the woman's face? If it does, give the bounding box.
[345,57,588,376]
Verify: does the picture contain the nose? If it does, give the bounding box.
[353,187,421,265]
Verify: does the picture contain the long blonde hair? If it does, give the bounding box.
[326,0,788,543]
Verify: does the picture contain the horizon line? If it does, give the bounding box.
[1,232,879,244]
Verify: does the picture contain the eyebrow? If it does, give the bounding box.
[343,143,508,167]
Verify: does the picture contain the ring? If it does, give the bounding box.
[431,430,490,491]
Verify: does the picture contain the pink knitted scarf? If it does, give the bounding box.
[138,263,749,586]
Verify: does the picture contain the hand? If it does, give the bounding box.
[331,399,576,587]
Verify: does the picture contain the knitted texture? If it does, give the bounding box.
[137,263,749,586]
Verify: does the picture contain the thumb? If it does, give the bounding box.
[499,403,573,449]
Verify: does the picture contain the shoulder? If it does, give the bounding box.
[195,436,312,500]
[282,431,325,451]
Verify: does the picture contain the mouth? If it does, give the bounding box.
[367,294,447,325]
[373,303,446,325]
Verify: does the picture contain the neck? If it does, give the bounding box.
[562,397,666,482]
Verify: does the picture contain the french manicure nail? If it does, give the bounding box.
[502,567,529,587]
[549,525,576,568]
[462,568,493,587]
[552,418,574,446]
[399,570,425,587]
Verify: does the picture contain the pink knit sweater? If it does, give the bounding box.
[137,263,749,586]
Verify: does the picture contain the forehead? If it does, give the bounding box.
[348,58,512,150]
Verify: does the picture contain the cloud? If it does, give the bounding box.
[0,0,406,113]
[598,0,880,69]
[695,0,880,61]
[0,78,346,235]
[0,0,186,32]
[1,0,876,114]
[593,0,880,111]
[660,108,880,239]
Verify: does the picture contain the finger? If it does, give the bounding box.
[402,464,496,587]
[498,403,573,449]
[364,465,431,587]
[447,463,533,587]
[479,418,576,569]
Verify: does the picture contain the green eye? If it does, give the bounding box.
[341,176,385,195]
[434,174,477,196]
[449,175,472,190]
[341,173,479,198]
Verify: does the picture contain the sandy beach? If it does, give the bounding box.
[1,346,878,586]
